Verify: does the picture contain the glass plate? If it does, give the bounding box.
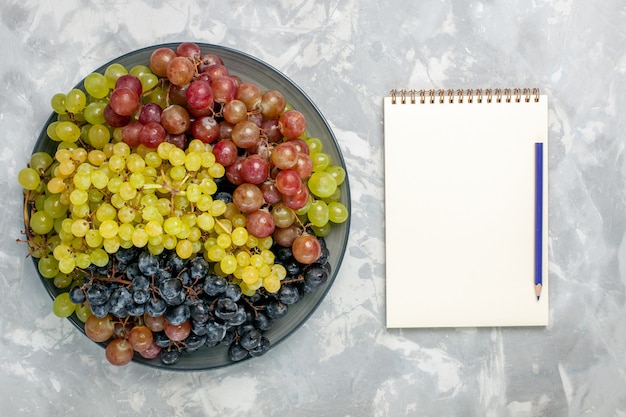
[29,43,351,370]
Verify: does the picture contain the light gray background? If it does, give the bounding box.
[1,1,624,416]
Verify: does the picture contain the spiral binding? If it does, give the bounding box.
[389,88,541,104]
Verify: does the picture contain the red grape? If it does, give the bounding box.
[144,313,165,332]
[211,76,237,103]
[246,209,275,238]
[138,102,162,124]
[161,104,191,135]
[167,56,195,86]
[232,183,264,213]
[294,153,313,178]
[212,139,238,166]
[271,141,299,169]
[279,109,307,139]
[292,233,321,264]
[273,224,299,247]
[104,104,131,127]
[203,64,229,81]
[198,53,224,72]
[164,320,191,342]
[290,138,309,154]
[168,83,188,106]
[150,47,177,77]
[260,90,286,118]
[261,118,283,142]
[139,121,166,148]
[84,314,115,343]
[236,82,262,110]
[231,120,260,148]
[275,169,302,195]
[261,181,282,204]
[109,87,139,116]
[282,182,309,210]
[186,79,213,109]
[241,155,269,184]
[191,116,220,143]
[105,338,134,366]
[166,133,187,149]
[223,100,248,124]
[225,157,245,185]
[128,325,154,352]
[139,342,161,359]
[121,121,143,147]
[176,42,201,59]
[219,121,234,139]
[115,74,143,98]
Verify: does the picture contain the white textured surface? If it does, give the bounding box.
[1,0,625,415]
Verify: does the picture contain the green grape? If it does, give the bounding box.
[311,152,332,172]
[55,121,81,142]
[145,220,163,238]
[53,272,72,289]
[103,236,120,253]
[307,171,337,198]
[18,167,41,190]
[84,72,109,99]
[131,228,149,247]
[263,274,281,293]
[311,223,332,237]
[104,63,128,89]
[129,64,151,78]
[51,93,67,114]
[99,220,119,239]
[69,189,89,206]
[52,292,76,318]
[88,188,104,203]
[65,88,87,113]
[70,219,90,237]
[46,121,62,141]
[73,171,92,190]
[58,257,76,274]
[325,165,346,186]
[43,194,68,218]
[148,86,167,107]
[139,73,158,92]
[90,169,109,189]
[306,137,323,154]
[90,248,109,267]
[38,256,59,278]
[30,151,53,173]
[126,154,146,173]
[84,101,107,125]
[175,239,193,259]
[34,194,45,212]
[30,211,55,234]
[117,223,134,242]
[328,201,349,223]
[87,124,111,149]
[74,303,91,322]
[75,252,91,270]
[220,254,238,276]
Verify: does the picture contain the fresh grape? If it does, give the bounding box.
[19,42,350,368]
[18,167,41,190]
[105,338,134,366]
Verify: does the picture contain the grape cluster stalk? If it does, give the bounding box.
[18,42,348,366]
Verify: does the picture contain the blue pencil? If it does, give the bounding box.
[534,142,543,300]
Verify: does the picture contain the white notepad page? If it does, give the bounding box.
[384,90,549,328]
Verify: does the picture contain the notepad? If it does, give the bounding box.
[383,88,549,328]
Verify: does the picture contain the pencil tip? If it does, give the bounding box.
[535,283,542,300]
